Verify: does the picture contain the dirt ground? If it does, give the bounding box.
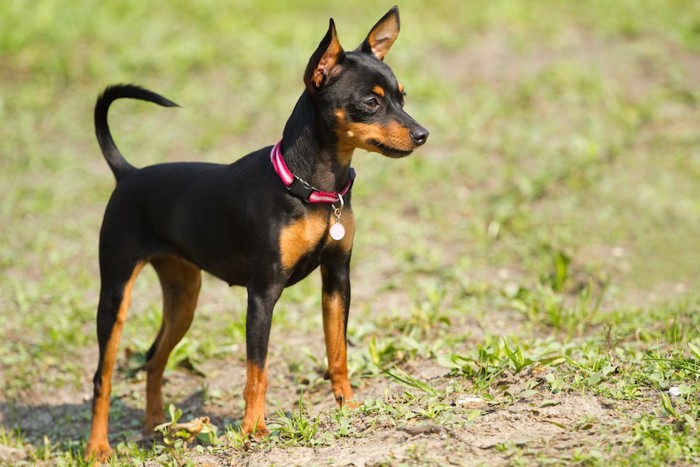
[0,249,661,466]
[0,339,654,466]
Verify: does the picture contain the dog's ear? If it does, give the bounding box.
[356,6,400,61]
[304,19,345,90]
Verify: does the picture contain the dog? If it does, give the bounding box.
[85,5,428,460]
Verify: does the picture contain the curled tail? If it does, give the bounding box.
[95,84,179,181]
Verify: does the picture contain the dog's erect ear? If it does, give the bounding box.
[356,6,400,61]
[304,19,345,90]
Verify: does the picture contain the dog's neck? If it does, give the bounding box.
[281,92,353,194]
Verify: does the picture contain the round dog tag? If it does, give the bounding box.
[330,222,345,240]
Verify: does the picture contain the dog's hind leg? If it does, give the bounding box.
[143,256,202,433]
[86,260,144,461]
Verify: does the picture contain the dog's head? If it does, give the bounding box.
[304,6,429,159]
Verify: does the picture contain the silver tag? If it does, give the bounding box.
[330,194,346,241]
[330,222,345,240]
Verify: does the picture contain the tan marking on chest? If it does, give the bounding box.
[279,211,329,270]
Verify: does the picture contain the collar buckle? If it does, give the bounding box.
[287,176,314,202]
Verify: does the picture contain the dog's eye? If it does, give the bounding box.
[364,97,380,110]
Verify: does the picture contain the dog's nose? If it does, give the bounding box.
[411,127,429,146]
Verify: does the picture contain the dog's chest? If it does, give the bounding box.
[278,211,330,272]
[277,207,355,285]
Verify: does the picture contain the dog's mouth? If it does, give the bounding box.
[369,140,414,158]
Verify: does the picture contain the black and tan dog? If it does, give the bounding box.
[85,6,428,460]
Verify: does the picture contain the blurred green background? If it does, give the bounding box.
[2,0,699,298]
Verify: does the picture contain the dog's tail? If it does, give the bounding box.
[95,84,179,181]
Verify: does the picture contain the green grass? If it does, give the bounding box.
[1,0,700,465]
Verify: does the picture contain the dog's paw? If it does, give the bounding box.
[343,399,360,409]
[84,438,112,463]
[241,418,270,439]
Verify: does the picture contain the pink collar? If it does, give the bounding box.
[270,140,355,204]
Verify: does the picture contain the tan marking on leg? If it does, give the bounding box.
[279,212,328,271]
[85,263,144,461]
[241,361,270,436]
[144,256,201,433]
[322,289,355,407]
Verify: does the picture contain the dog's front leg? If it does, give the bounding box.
[241,280,283,436]
[321,256,356,407]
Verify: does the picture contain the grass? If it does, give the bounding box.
[1,0,700,465]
